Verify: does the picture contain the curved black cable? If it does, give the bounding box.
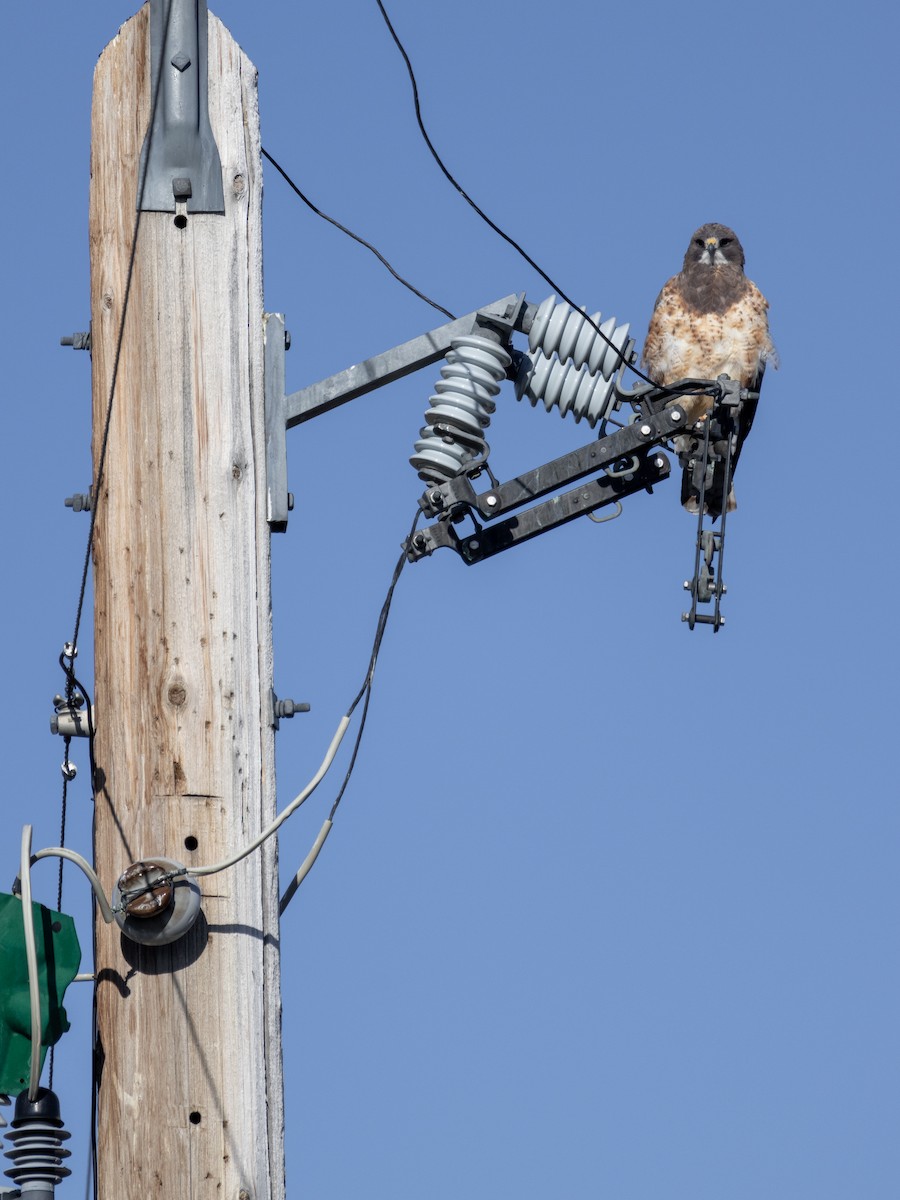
[374,0,706,399]
[57,11,177,1183]
[331,509,421,820]
[69,192,150,657]
[65,0,176,727]
[261,146,456,321]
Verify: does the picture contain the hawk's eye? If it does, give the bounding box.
[719,237,733,247]
[694,238,705,248]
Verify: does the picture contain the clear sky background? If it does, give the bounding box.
[3,1,898,1197]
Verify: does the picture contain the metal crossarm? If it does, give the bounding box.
[264,295,535,530]
[284,295,532,427]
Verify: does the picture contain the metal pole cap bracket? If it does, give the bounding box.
[137,0,225,214]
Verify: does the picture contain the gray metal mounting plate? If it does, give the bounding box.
[138,0,225,213]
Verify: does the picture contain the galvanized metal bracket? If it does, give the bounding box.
[262,294,533,532]
[138,0,225,213]
[283,294,531,429]
[264,313,290,531]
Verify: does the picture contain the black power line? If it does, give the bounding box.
[261,146,455,320]
[331,508,421,821]
[374,0,708,399]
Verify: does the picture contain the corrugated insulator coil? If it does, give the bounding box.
[515,296,631,428]
[410,335,511,484]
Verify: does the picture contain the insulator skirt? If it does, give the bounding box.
[516,296,631,427]
[528,295,630,380]
[410,335,511,483]
[4,1119,72,1188]
[515,351,618,428]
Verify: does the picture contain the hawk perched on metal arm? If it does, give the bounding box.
[641,223,777,514]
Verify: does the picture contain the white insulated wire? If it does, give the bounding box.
[27,847,116,925]
[279,819,333,914]
[12,714,350,960]
[13,838,116,1080]
[187,715,351,878]
[19,826,43,1101]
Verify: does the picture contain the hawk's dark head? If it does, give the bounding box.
[683,223,745,273]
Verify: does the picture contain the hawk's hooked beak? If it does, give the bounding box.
[705,237,719,262]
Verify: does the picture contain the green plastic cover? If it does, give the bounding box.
[0,892,81,1094]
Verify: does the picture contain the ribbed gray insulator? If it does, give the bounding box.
[4,1089,71,1196]
[410,335,511,484]
[528,295,630,380]
[514,351,618,428]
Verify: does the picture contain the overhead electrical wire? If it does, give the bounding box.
[26,508,421,915]
[186,715,352,878]
[279,509,422,912]
[261,146,456,321]
[194,509,421,905]
[54,134,145,1196]
[50,34,177,1195]
[46,108,428,936]
[329,508,420,820]
[373,0,715,404]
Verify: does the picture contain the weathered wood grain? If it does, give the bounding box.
[89,6,284,1196]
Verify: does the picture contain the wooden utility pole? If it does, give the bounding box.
[89,4,284,1197]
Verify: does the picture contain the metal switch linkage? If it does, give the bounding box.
[263,284,756,627]
[407,401,691,564]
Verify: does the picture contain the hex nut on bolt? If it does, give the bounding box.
[60,331,92,351]
[273,698,311,719]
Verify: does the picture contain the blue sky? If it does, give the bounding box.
[3,1,898,1197]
